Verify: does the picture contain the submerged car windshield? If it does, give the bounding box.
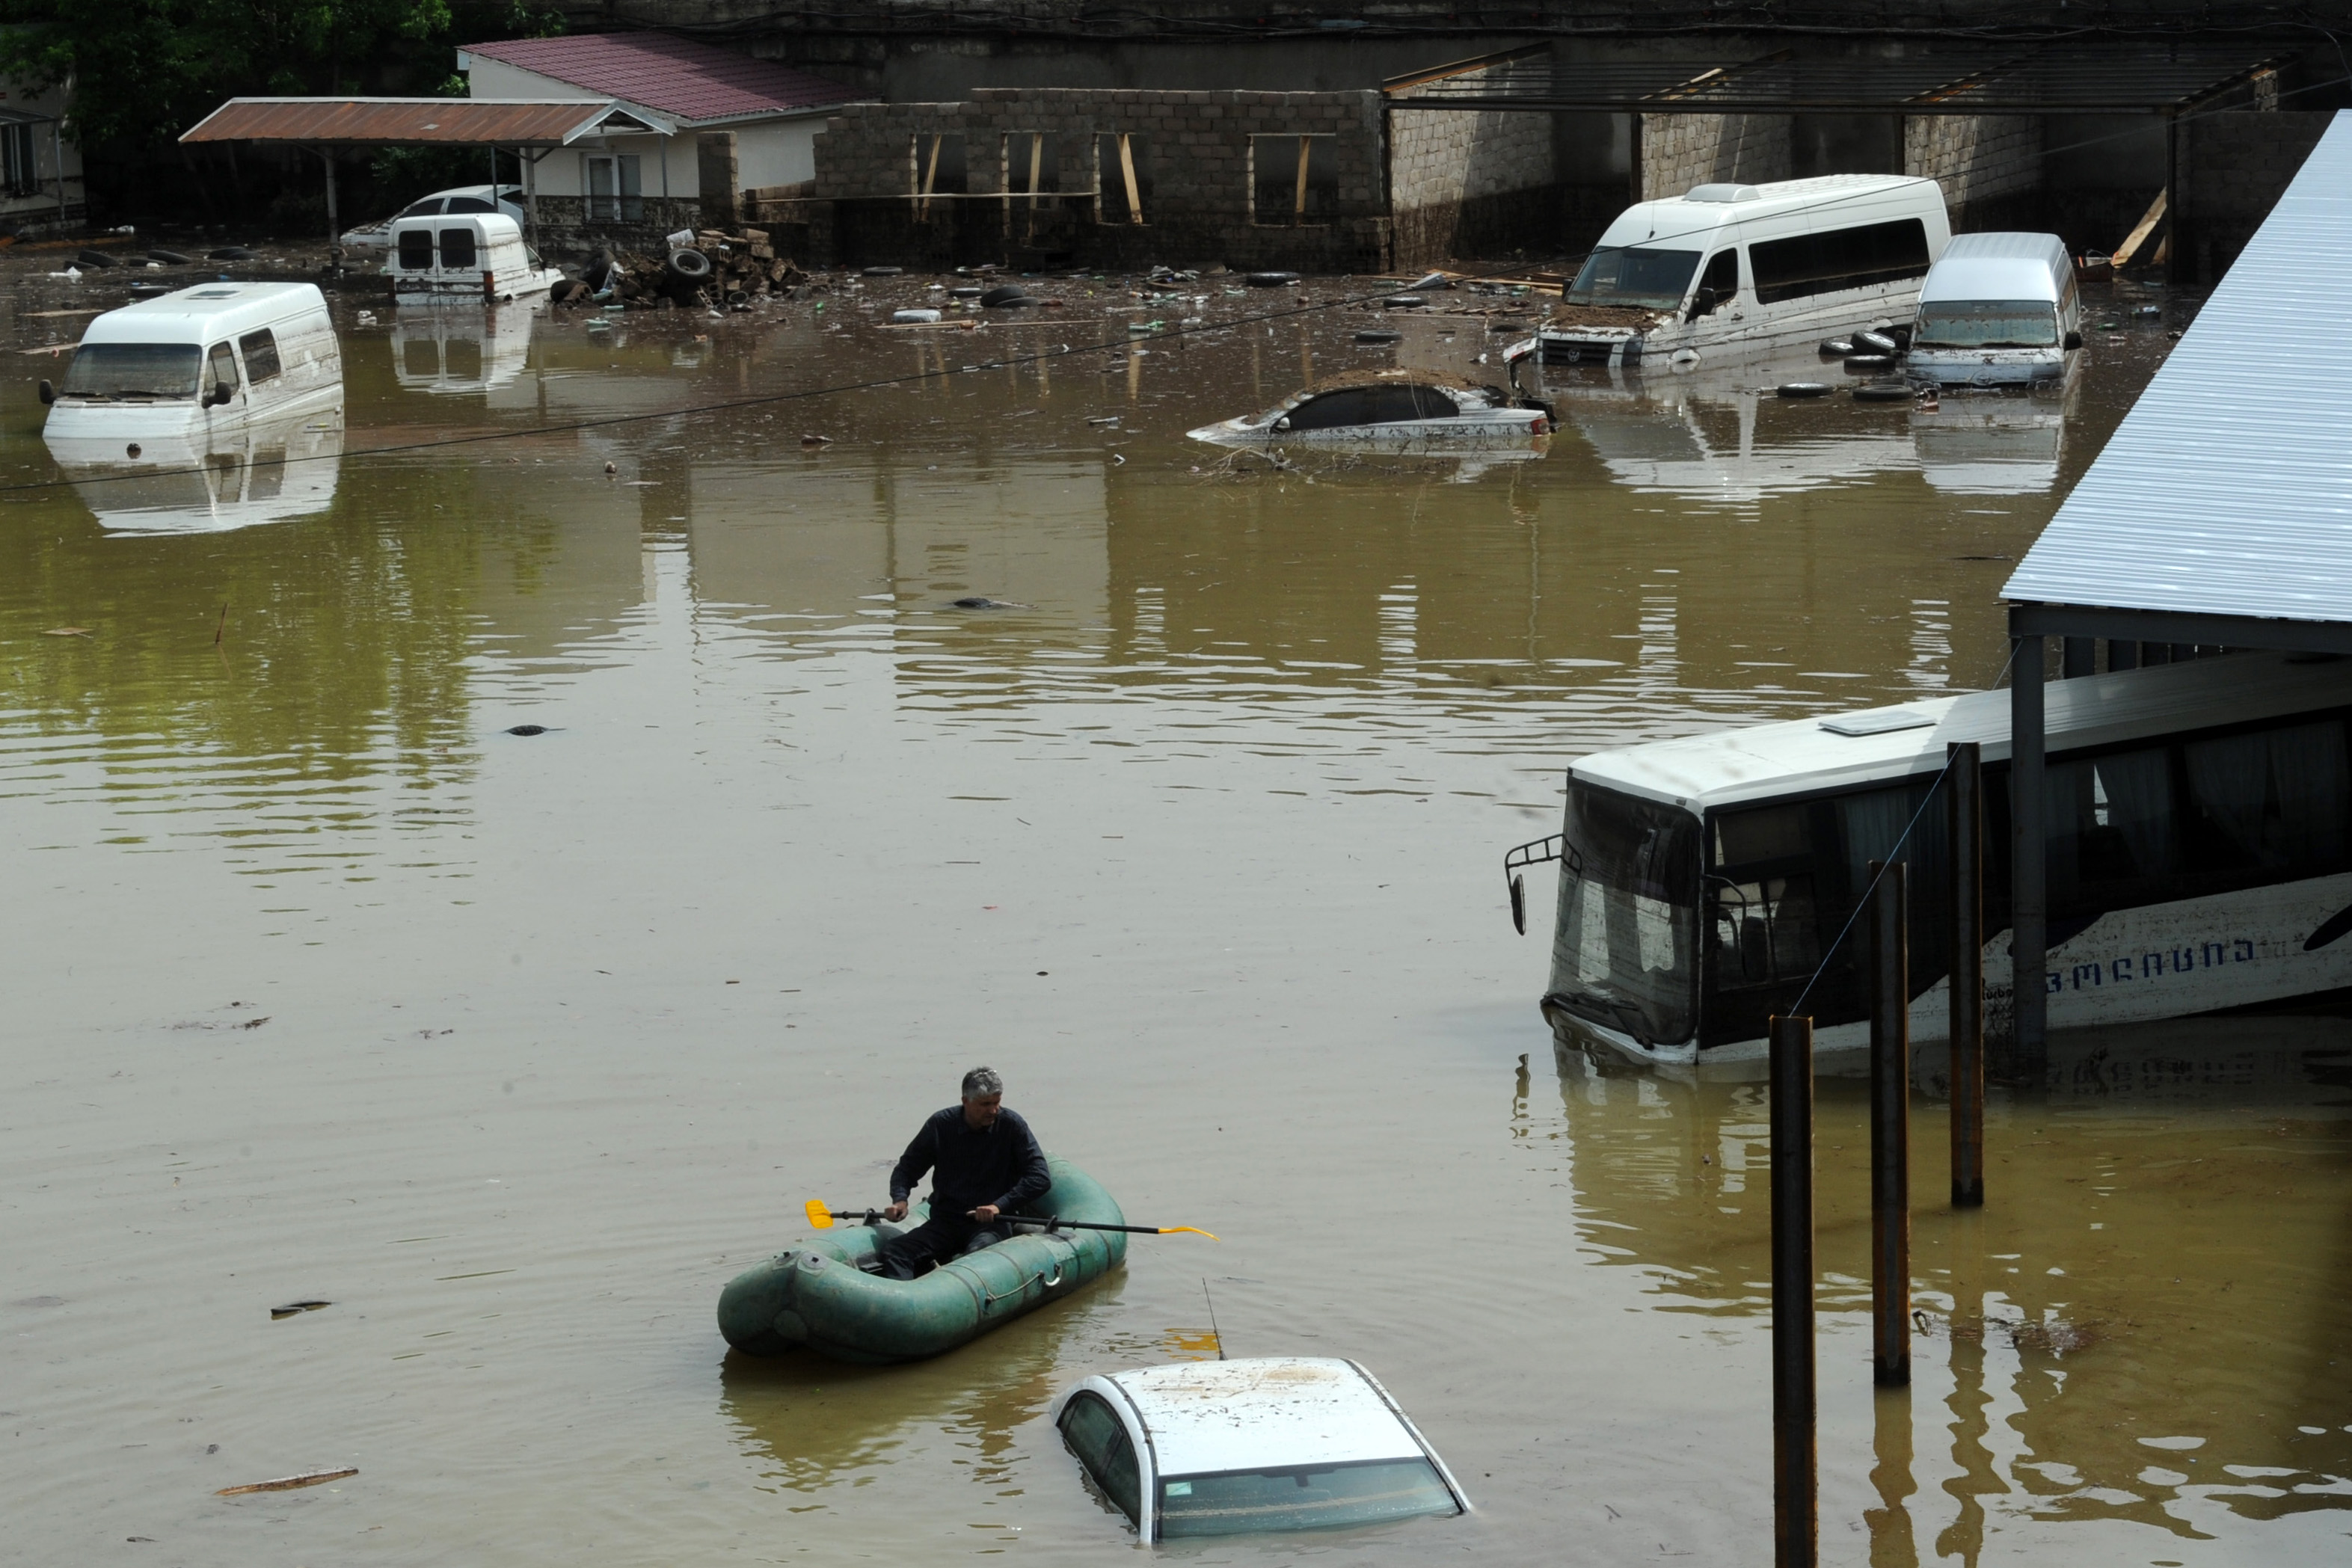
[1549,783,1699,1045]
[1565,247,1703,310]
[61,343,203,399]
[1157,1458,1458,1538]
[1915,300,2061,348]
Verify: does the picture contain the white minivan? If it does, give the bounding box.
[40,282,342,452]
[1905,230,2083,390]
[1539,174,1950,368]
[384,211,561,303]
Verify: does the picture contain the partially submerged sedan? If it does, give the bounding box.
[1055,1357,1467,1543]
[1187,370,1549,450]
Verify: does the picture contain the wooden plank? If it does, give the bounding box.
[2111,188,2168,269]
[1118,134,1142,225]
[1294,135,1312,224]
[918,134,943,222]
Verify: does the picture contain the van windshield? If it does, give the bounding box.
[1549,783,1700,1045]
[1566,247,1703,310]
[1915,299,2060,348]
[1157,1458,1458,1539]
[61,343,203,399]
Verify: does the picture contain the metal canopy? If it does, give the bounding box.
[179,97,671,148]
[1387,43,2292,114]
[2005,110,2352,643]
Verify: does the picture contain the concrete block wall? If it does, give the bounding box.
[2182,110,2333,283]
[523,196,702,256]
[809,87,1394,270]
[1639,114,1790,199]
[1902,114,2040,230]
[1390,58,1559,265]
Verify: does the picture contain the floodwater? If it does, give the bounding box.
[3,259,2347,1567]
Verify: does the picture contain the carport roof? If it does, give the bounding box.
[179,97,666,147]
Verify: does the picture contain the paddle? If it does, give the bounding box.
[803,1198,1217,1240]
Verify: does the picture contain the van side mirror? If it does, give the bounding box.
[37,379,55,405]
[204,383,233,408]
[2063,330,2083,351]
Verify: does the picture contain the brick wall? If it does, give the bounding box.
[807,87,1394,271]
[2182,110,2333,283]
[1388,58,1559,265]
[1639,114,1790,199]
[1902,114,2040,231]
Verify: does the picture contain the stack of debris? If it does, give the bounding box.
[575,227,805,310]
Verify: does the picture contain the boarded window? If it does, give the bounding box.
[1252,135,1336,225]
[237,328,280,383]
[1095,134,1151,224]
[1748,218,1930,304]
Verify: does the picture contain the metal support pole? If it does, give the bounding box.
[1769,1012,1817,1568]
[1948,741,1985,1208]
[2011,633,2047,1080]
[321,147,339,254]
[1869,860,1911,1389]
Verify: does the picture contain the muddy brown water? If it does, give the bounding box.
[2,264,2347,1564]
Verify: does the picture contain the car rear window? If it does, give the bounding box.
[1157,1457,1458,1538]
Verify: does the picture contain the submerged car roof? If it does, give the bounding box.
[1102,1358,1428,1475]
[81,282,330,345]
[1919,230,2072,305]
[1595,174,1942,251]
[1568,651,2352,813]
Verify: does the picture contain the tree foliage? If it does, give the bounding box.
[0,1,565,159]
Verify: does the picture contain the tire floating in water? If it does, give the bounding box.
[1855,329,1900,354]
[1355,328,1404,343]
[1843,354,1897,374]
[1245,271,1301,288]
[506,724,547,737]
[979,284,1034,308]
[1852,381,1914,402]
[862,265,904,277]
[1775,382,1834,399]
[1820,336,1855,357]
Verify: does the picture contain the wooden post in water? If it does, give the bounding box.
[1769,1012,1817,1568]
[1868,861,1911,1387]
[1948,742,1986,1208]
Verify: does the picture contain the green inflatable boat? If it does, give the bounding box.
[717,1156,1127,1365]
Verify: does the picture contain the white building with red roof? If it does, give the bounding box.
[457,32,862,232]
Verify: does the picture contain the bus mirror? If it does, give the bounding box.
[1510,875,1527,935]
[37,379,55,405]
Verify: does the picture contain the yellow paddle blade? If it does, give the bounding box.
[804,1199,835,1231]
[1158,1226,1220,1240]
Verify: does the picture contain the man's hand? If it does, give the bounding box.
[968,1204,1001,1225]
[882,1202,908,1223]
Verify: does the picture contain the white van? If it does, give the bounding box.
[1904,230,2083,390]
[39,282,341,449]
[1539,175,1950,368]
[384,211,561,303]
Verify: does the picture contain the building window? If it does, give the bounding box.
[1095,133,1149,225]
[586,154,642,223]
[1251,135,1335,226]
[910,134,967,222]
[1,122,37,200]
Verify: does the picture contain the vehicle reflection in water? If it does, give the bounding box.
[1547,1018,2352,1561]
[391,301,541,397]
[43,403,343,534]
[1543,355,2078,502]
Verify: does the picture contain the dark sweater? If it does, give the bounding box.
[889,1106,1051,1222]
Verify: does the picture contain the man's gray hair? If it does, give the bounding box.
[961,1066,1004,1098]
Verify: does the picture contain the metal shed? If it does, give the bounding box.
[2001,108,2352,1063]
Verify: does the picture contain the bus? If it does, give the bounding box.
[1529,651,2352,1066]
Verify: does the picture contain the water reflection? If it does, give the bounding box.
[44,403,343,534]
[390,301,541,396]
[1549,1022,2352,1554]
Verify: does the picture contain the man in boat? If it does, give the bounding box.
[876,1066,1051,1280]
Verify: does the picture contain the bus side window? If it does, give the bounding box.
[1710,876,1820,986]
[2184,719,2350,873]
[238,328,280,384]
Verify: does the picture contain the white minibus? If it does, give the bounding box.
[1527,653,2352,1066]
[1539,174,1950,369]
[384,211,561,303]
[39,282,341,450]
[1905,230,2084,390]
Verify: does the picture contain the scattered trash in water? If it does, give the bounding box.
[215,1467,357,1496]
[892,308,942,325]
[603,462,618,476]
[950,597,1031,610]
[506,725,547,737]
[41,627,92,637]
[1383,295,1425,310]
[802,433,832,446]
[270,1300,331,1320]
[1087,416,1120,427]
[1356,329,1403,344]
[862,265,903,277]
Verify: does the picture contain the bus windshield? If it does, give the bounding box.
[1549,784,1700,1045]
[1565,247,1703,310]
[1914,300,2060,349]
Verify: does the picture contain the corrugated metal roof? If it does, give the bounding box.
[2004,111,2352,624]
[459,33,860,125]
[180,98,635,147]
